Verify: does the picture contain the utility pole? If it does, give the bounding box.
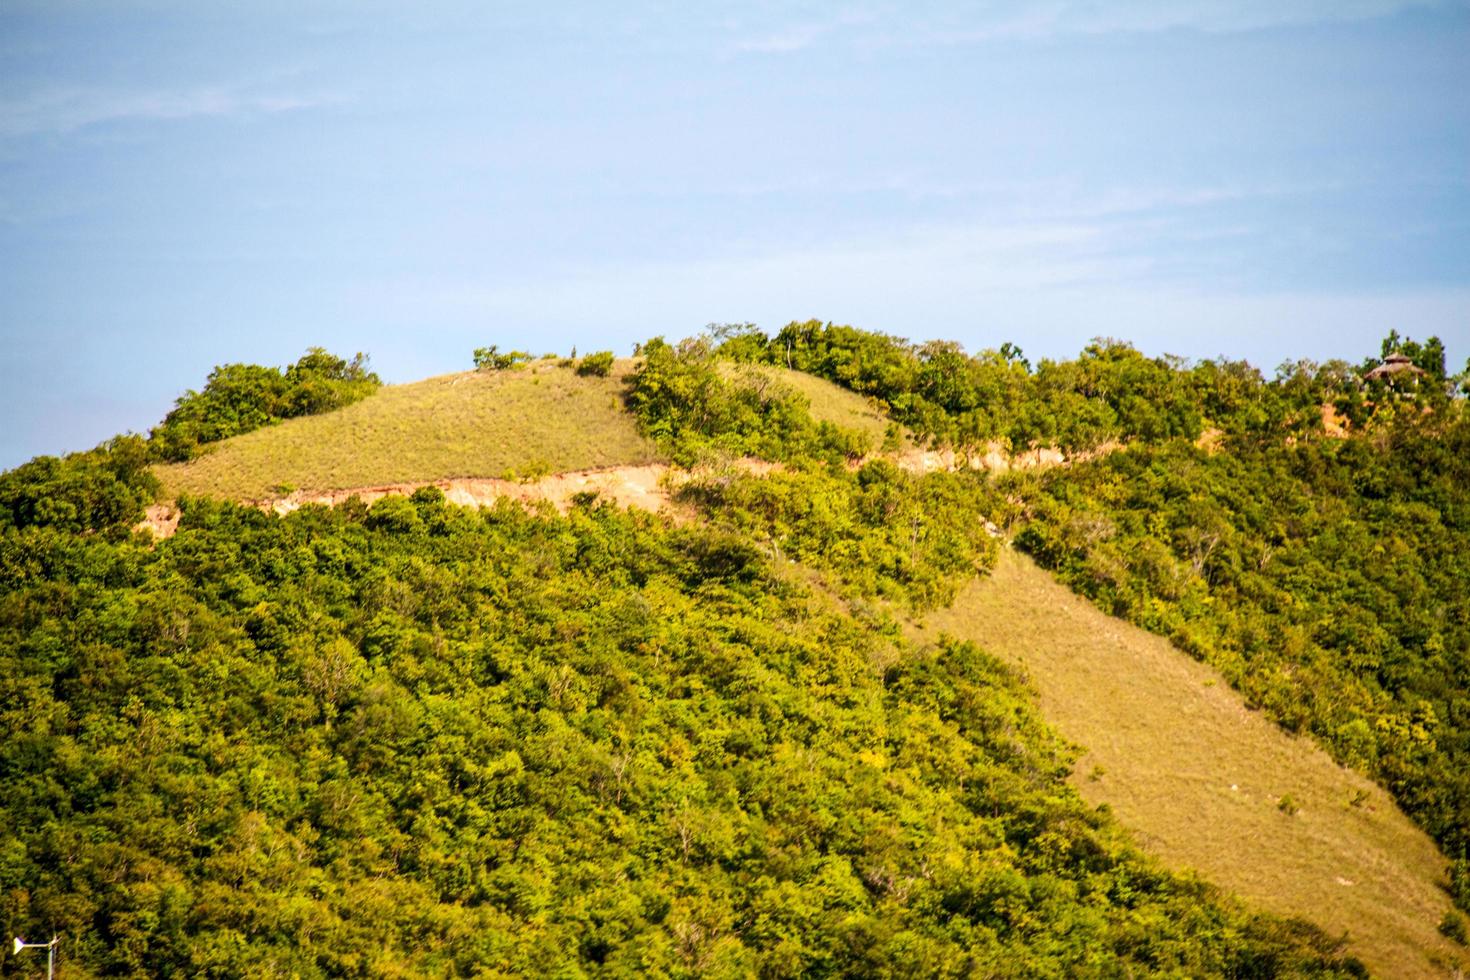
[12,936,58,979]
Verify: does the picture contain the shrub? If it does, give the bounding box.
[576,351,615,377]
[0,435,159,537]
[364,495,423,534]
[1451,856,1470,911]
[626,336,869,465]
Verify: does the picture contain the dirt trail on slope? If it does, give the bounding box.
[137,441,1094,539]
[137,461,781,538]
[261,464,681,517]
[924,547,1465,979]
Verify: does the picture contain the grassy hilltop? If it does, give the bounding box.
[158,360,659,500]
[157,359,891,501]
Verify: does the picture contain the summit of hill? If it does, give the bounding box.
[156,358,893,502]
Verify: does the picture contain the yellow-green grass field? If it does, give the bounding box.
[923,548,1465,978]
[158,360,661,500]
[158,359,897,501]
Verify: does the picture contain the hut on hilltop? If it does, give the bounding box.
[1364,353,1425,382]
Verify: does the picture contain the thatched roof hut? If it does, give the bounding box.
[1364,353,1425,382]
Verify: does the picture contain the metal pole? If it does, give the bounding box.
[12,936,58,978]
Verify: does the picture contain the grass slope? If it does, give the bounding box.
[158,361,658,500]
[923,547,1465,978]
[159,360,893,502]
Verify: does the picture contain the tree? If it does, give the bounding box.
[150,349,381,460]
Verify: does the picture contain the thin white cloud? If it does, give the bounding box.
[615,172,1344,227]
[352,237,1470,371]
[948,0,1455,39]
[0,82,342,139]
[736,23,832,53]
[339,176,1469,368]
[727,6,880,54]
[728,0,1464,54]
[353,217,1148,331]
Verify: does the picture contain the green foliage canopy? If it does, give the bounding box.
[0,435,158,539]
[722,321,1447,454]
[0,490,1361,976]
[151,349,380,462]
[472,346,533,371]
[576,350,616,377]
[627,337,869,466]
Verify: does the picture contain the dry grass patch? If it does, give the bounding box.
[923,548,1465,979]
[159,360,662,500]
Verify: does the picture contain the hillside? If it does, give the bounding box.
[4,330,1467,976]
[1,478,1367,977]
[927,548,1464,978]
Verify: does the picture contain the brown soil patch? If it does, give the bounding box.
[140,441,1092,540]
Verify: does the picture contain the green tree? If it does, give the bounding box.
[151,348,380,461]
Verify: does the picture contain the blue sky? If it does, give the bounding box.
[2,1,1467,467]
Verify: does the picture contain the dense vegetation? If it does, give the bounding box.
[0,485,1361,976]
[729,320,1470,914]
[0,436,158,540]
[720,320,1463,454]
[150,348,380,462]
[676,463,999,613]
[0,343,1367,975]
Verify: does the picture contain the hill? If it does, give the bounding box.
[4,329,1467,975]
[0,479,1363,976]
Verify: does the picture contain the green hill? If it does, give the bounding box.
[3,328,1467,976]
[0,473,1362,977]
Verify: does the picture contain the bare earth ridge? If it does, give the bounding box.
[139,448,1061,538]
[139,461,764,537]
